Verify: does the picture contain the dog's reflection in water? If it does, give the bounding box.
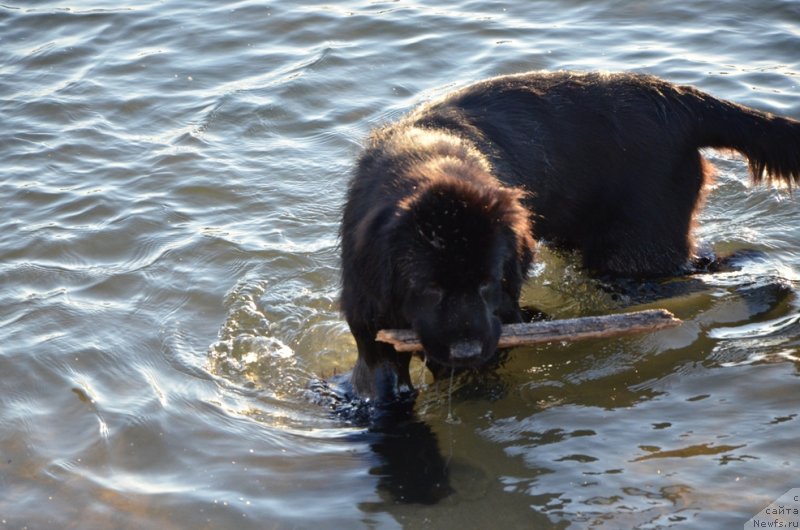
[312,376,452,505]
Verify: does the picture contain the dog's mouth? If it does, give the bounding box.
[415,321,502,369]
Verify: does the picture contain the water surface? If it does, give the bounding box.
[1,1,799,528]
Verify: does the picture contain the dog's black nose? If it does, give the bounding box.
[449,340,482,360]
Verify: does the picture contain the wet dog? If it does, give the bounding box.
[340,71,800,402]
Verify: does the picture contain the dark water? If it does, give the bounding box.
[2,1,800,528]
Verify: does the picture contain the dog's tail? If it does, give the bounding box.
[683,87,800,187]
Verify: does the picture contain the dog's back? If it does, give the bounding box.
[405,71,800,276]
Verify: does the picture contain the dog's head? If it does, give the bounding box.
[394,177,534,368]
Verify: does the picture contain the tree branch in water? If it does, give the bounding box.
[376,309,681,353]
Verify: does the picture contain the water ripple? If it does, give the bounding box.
[1,0,800,528]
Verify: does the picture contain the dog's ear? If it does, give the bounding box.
[349,204,399,317]
[352,204,392,255]
[502,224,534,298]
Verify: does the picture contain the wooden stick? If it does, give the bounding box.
[376,309,681,352]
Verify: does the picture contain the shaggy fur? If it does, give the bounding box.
[340,71,800,401]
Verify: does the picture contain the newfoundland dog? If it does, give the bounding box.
[340,71,800,402]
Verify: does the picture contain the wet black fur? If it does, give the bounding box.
[340,71,800,401]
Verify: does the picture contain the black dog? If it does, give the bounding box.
[340,71,800,402]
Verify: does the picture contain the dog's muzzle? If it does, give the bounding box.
[449,340,483,361]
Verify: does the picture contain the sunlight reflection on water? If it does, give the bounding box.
[1,1,799,529]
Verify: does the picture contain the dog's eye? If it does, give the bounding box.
[421,284,443,305]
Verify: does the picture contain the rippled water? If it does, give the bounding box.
[2,1,799,529]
